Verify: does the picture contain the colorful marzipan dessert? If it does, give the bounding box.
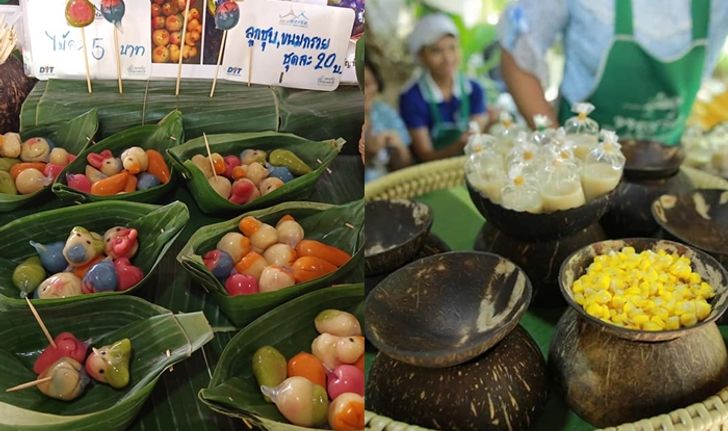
[203,214,350,296]
[0,133,77,195]
[12,225,144,299]
[190,148,311,206]
[66,147,171,196]
[251,309,364,430]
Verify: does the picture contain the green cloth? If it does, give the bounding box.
[559,0,709,145]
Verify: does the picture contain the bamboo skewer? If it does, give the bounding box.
[6,376,52,393]
[203,133,217,179]
[80,27,93,94]
[209,30,228,98]
[175,0,192,96]
[25,297,56,349]
[247,42,254,87]
[113,26,123,94]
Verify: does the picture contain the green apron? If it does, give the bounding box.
[420,72,471,150]
[559,0,709,145]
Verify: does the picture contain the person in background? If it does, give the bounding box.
[400,13,488,162]
[499,0,728,144]
[364,58,412,182]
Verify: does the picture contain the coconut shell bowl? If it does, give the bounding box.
[550,238,728,427]
[601,140,694,237]
[364,199,433,276]
[365,251,548,430]
[652,189,728,266]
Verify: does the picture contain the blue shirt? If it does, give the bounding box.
[498,0,728,104]
[399,73,486,135]
[365,100,412,183]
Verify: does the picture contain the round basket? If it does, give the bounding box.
[364,158,728,431]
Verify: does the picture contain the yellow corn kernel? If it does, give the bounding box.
[632,314,649,325]
[696,300,711,320]
[689,273,701,284]
[586,303,604,318]
[680,313,698,327]
[642,321,662,331]
[666,316,680,330]
[572,280,584,293]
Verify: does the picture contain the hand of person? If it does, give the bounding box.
[380,131,405,149]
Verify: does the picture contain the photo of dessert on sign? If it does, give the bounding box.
[151,0,203,64]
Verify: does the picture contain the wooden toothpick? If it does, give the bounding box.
[113,26,123,94]
[6,376,52,393]
[203,133,217,179]
[209,30,228,98]
[247,42,254,87]
[25,297,56,349]
[175,0,192,96]
[80,27,93,94]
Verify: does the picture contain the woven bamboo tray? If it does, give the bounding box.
[363,158,728,431]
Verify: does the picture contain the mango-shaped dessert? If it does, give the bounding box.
[33,332,87,374]
[37,357,89,401]
[296,240,351,267]
[0,170,17,194]
[269,149,311,175]
[12,256,46,294]
[252,346,287,402]
[292,256,337,284]
[146,149,171,184]
[261,377,328,427]
[63,226,105,266]
[85,338,132,389]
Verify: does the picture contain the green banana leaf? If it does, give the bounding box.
[0,295,213,431]
[52,111,184,204]
[356,35,365,92]
[0,200,190,304]
[20,80,279,139]
[177,200,364,327]
[167,131,344,215]
[0,109,99,212]
[199,284,364,430]
[20,80,364,156]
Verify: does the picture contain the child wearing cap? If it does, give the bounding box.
[400,13,487,162]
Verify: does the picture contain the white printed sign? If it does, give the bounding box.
[222,0,354,91]
[22,0,151,80]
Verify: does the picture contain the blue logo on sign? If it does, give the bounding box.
[279,9,309,28]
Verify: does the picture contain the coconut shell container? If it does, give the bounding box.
[52,110,183,204]
[466,175,617,305]
[199,284,364,430]
[550,238,728,427]
[600,139,693,237]
[0,294,213,430]
[0,200,189,304]
[0,109,98,212]
[167,131,344,215]
[365,251,548,431]
[177,200,364,327]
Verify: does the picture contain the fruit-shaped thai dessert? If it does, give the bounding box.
[114,257,144,291]
[120,147,148,174]
[63,227,105,267]
[20,137,52,163]
[252,346,287,402]
[30,241,67,273]
[261,377,329,427]
[12,256,46,294]
[214,0,240,30]
[100,0,125,27]
[36,273,83,299]
[33,332,88,374]
[65,0,96,27]
[203,250,234,280]
[82,260,118,293]
[103,226,139,259]
[311,334,364,370]
[287,352,326,388]
[314,310,361,337]
[85,338,132,389]
[328,393,364,431]
[37,357,90,400]
[269,149,312,175]
[87,149,123,176]
[327,365,364,399]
